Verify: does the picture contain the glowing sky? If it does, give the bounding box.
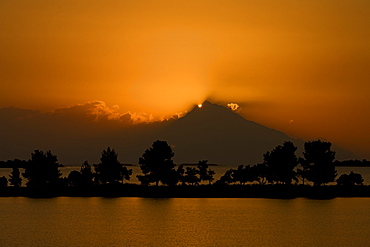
[1,0,370,158]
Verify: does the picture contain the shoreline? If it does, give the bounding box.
[1,184,370,199]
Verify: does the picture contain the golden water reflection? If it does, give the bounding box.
[1,197,370,246]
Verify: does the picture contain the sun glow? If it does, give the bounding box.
[198,104,203,108]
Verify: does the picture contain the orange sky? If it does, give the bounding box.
[1,0,370,158]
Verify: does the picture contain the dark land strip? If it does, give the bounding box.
[2,184,370,199]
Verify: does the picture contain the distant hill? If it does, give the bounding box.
[0,101,356,166]
[157,100,304,165]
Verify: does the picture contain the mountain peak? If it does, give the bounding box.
[192,100,231,113]
[163,100,303,165]
[200,100,214,107]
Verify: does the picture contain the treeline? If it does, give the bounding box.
[0,159,28,168]
[334,159,370,167]
[0,140,366,190]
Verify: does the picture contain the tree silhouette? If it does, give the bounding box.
[336,171,363,186]
[161,168,180,186]
[250,163,268,185]
[137,173,154,186]
[22,150,62,187]
[176,164,185,185]
[184,167,200,185]
[301,140,337,186]
[66,161,94,186]
[296,167,308,185]
[94,147,132,184]
[334,159,370,167]
[216,169,234,185]
[9,167,22,187]
[138,140,176,186]
[0,159,27,169]
[197,160,215,185]
[80,161,94,186]
[264,141,298,184]
[231,165,256,185]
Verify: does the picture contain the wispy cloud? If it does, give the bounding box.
[227,103,240,111]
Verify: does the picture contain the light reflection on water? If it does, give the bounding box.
[1,197,370,246]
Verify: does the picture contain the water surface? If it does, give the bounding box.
[1,197,369,246]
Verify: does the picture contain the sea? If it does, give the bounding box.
[1,197,370,246]
[1,167,370,246]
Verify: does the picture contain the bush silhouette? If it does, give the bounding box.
[68,170,82,186]
[336,171,363,186]
[0,176,8,187]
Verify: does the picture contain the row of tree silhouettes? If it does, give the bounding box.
[0,140,365,188]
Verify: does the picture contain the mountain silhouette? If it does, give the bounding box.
[157,100,304,165]
[0,101,356,165]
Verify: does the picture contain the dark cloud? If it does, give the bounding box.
[0,101,182,164]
